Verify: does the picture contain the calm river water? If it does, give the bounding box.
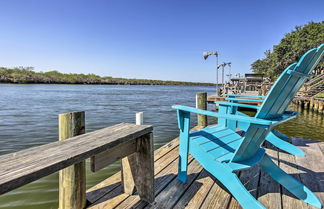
[0,84,323,209]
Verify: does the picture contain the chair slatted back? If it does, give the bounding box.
[231,44,324,162]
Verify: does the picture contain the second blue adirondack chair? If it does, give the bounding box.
[172,44,324,209]
[214,94,305,156]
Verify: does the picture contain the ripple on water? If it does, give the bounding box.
[0,84,323,209]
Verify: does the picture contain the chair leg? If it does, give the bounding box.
[266,132,305,156]
[177,110,190,183]
[260,154,322,209]
[204,163,266,209]
[236,111,304,156]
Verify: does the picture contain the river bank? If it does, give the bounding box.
[0,67,214,86]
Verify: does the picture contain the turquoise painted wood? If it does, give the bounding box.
[172,44,324,209]
[225,94,266,98]
[176,109,190,183]
[225,98,264,102]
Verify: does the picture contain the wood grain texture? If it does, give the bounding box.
[59,111,86,209]
[0,123,152,195]
[292,138,324,208]
[85,137,324,209]
[120,112,144,195]
[121,156,136,195]
[127,133,154,203]
[257,144,282,209]
[196,92,208,128]
[91,139,137,172]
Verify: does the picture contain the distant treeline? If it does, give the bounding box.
[0,67,214,86]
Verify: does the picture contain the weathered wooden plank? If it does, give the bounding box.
[86,172,121,203]
[147,159,203,209]
[278,148,309,209]
[91,139,137,172]
[87,136,181,207]
[0,123,152,195]
[227,167,261,209]
[173,169,214,209]
[127,133,154,203]
[292,138,324,208]
[318,141,324,155]
[199,180,232,209]
[121,112,145,195]
[257,145,282,209]
[86,136,180,205]
[86,134,324,209]
[121,156,136,195]
[154,138,179,161]
[59,111,86,209]
[115,154,192,209]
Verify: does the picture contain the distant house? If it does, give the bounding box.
[229,73,270,94]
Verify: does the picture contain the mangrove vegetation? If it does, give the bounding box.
[0,67,214,86]
[251,21,324,78]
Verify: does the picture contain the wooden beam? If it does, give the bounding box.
[91,139,137,172]
[58,111,86,209]
[0,123,152,195]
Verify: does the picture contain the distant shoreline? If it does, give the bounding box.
[0,82,216,86]
[0,67,215,86]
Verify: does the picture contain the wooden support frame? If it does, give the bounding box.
[90,112,154,204]
[90,132,154,203]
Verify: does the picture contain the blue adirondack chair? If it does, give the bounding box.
[214,93,305,156]
[172,44,324,209]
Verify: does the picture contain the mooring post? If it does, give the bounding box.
[58,111,86,209]
[314,99,319,113]
[121,112,143,195]
[196,92,208,127]
[310,98,314,111]
[319,100,324,114]
[304,100,310,110]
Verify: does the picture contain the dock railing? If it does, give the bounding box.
[0,111,154,209]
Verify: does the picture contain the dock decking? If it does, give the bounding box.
[86,134,324,209]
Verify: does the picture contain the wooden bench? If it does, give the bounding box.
[0,111,154,208]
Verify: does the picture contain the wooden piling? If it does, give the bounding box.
[304,100,310,110]
[59,111,86,209]
[310,98,314,110]
[196,92,207,128]
[314,100,319,113]
[318,100,324,114]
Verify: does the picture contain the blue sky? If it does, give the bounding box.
[0,0,323,82]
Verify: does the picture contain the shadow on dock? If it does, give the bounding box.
[86,136,324,209]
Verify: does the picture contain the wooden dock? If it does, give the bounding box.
[86,134,324,209]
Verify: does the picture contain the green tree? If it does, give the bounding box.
[252,21,324,79]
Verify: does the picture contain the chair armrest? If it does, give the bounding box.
[225,94,266,98]
[215,101,260,110]
[225,98,264,102]
[172,105,273,126]
[270,111,298,126]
